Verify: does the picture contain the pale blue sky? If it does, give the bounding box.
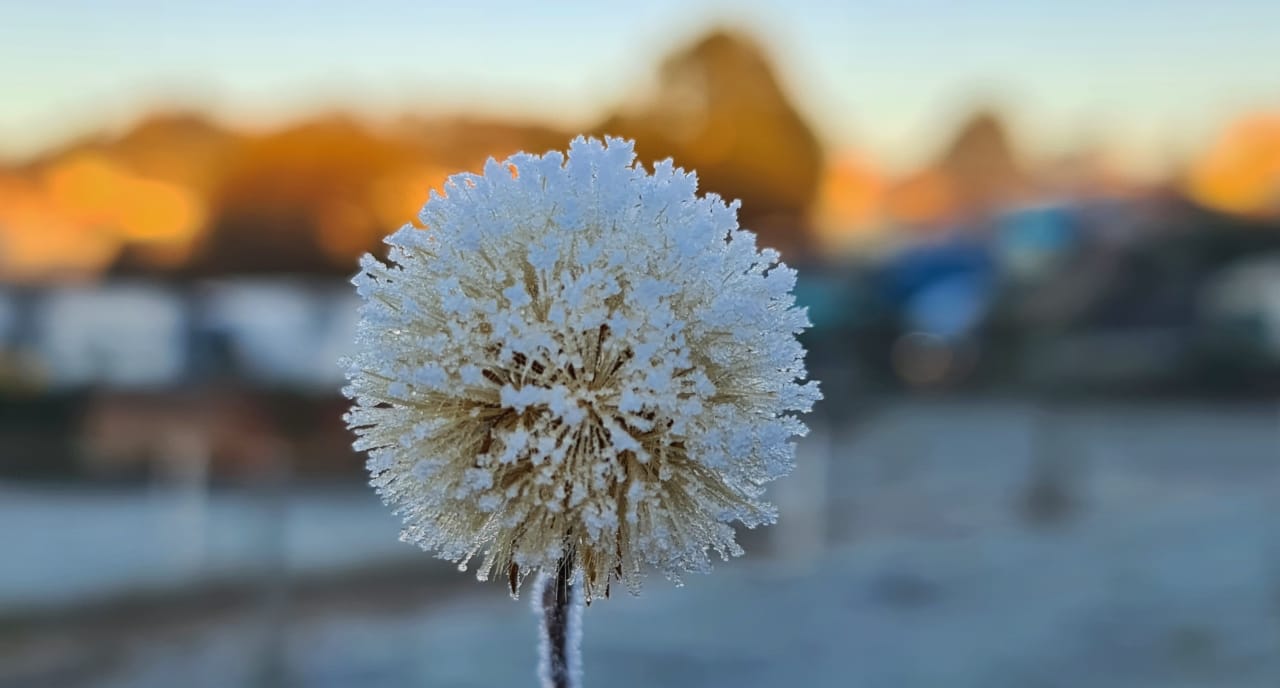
[1,0,1277,173]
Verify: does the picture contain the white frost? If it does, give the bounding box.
[344,136,820,598]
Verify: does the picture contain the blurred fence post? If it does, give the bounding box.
[253,440,294,688]
[1018,401,1082,528]
[1270,404,1280,637]
[772,415,833,569]
[154,427,211,578]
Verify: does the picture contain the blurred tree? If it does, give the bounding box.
[597,29,825,257]
[883,108,1029,229]
[936,109,1030,217]
[186,116,414,276]
[100,111,243,193]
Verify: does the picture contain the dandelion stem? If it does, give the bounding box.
[536,564,582,688]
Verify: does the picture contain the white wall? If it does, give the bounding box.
[201,281,358,389]
[37,284,186,388]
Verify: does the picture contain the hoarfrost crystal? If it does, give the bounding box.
[344,137,820,600]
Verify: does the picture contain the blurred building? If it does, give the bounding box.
[0,280,360,479]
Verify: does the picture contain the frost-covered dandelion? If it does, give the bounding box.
[344,136,819,686]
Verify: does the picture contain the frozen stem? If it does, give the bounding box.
[536,564,582,688]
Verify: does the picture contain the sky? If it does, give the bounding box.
[2,0,1278,174]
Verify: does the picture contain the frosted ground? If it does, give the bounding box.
[2,399,1278,687]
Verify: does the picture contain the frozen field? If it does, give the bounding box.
[2,398,1278,687]
[0,483,415,613]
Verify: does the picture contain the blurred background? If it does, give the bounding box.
[2,1,1280,686]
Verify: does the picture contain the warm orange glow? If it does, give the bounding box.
[42,155,121,226]
[316,200,377,262]
[884,168,956,227]
[813,152,885,250]
[0,155,206,281]
[1189,114,1280,216]
[114,177,204,244]
[42,153,205,245]
[370,166,452,231]
[0,175,121,280]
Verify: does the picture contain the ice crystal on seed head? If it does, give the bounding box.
[343,136,820,600]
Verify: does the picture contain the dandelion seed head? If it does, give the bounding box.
[344,136,820,599]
